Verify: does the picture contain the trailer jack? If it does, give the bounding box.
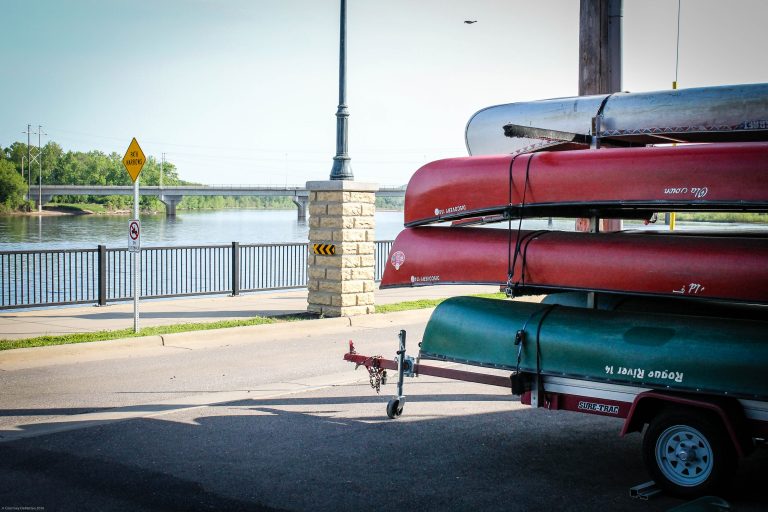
[385,330,416,418]
[344,329,514,419]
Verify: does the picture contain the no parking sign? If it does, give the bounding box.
[128,219,141,252]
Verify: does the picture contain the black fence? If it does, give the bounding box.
[0,241,394,310]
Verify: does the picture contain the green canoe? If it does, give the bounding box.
[420,297,768,400]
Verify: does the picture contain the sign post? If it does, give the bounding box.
[122,138,146,333]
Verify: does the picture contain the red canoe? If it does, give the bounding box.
[404,142,768,226]
[380,227,768,304]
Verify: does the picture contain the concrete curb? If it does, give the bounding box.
[0,309,437,370]
[0,335,165,371]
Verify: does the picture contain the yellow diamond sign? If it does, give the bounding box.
[122,137,146,182]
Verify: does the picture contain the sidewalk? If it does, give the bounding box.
[0,285,500,340]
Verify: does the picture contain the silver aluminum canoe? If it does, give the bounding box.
[465,83,768,155]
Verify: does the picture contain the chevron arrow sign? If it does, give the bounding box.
[313,244,336,255]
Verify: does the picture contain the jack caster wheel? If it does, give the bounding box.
[386,398,403,419]
[642,409,736,498]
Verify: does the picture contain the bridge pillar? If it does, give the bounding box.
[306,180,378,317]
[36,195,53,209]
[292,195,308,220]
[159,195,184,217]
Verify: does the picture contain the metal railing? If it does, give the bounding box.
[0,241,394,310]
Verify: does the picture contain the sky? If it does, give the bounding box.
[2,0,768,187]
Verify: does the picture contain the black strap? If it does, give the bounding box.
[535,305,558,381]
[513,304,558,381]
[507,154,537,296]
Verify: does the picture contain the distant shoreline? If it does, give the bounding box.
[3,205,406,217]
[4,206,93,217]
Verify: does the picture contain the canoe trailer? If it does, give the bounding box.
[344,328,768,500]
[350,82,768,502]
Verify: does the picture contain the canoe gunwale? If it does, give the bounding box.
[405,200,768,227]
[380,277,768,306]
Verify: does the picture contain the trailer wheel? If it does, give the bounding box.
[642,410,735,498]
[386,398,403,419]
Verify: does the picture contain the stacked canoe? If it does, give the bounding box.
[381,83,768,396]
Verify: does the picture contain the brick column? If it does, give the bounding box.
[307,180,378,317]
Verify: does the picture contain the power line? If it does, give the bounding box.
[674,0,682,86]
[44,125,459,156]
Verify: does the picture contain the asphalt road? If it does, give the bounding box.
[1,312,766,511]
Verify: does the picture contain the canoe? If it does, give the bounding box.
[404,142,768,226]
[420,297,768,400]
[380,227,768,304]
[465,83,768,155]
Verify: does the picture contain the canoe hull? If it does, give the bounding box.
[420,297,768,400]
[404,143,768,226]
[380,227,768,304]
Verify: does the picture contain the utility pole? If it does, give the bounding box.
[37,125,46,213]
[23,124,32,200]
[160,152,165,188]
[330,0,353,180]
[579,0,622,95]
[578,0,622,233]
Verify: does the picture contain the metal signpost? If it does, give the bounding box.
[122,138,146,333]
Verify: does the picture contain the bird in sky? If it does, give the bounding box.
[464,20,477,24]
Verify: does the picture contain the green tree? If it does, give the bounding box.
[0,159,28,210]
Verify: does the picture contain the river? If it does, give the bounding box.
[1,210,766,251]
[0,210,404,251]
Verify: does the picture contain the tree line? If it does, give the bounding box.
[1,140,404,213]
[0,140,184,212]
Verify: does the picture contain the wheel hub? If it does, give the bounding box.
[675,443,696,463]
[655,425,713,487]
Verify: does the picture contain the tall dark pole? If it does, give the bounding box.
[578,0,622,96]
[578,0,623,236]
[330,0,353,180]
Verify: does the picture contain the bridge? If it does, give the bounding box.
[35,184,406,218]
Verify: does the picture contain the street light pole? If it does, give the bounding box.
[330,0,353,180]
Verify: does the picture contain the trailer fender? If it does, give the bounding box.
[620,391,750,457]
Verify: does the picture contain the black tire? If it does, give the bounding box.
[386,398,403,419]
[642,409,736,498]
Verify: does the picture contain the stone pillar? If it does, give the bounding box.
[307,180,378,317]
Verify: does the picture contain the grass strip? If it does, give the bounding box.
[0,293,507,351]
[374,292,506,313]
[0,316,280,351]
